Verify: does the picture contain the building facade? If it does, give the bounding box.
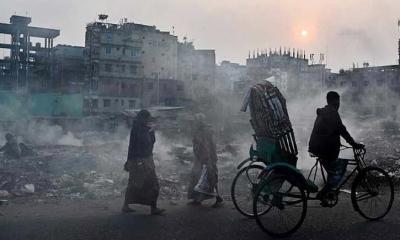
[177,41,216,100]
[53,45,85,93]
[234,48,330,98]
[84,19,187,113]
[216,60,246,92]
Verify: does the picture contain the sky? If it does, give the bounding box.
[1,0,400,71]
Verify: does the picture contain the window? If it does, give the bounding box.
[131,48,141,57]
[122,48,126,55]
[105,64,112,72]
[147,83,154,90]
[105,47,112,54]
[106,33,112,41]
[129,100,136,108]
[192,74,198,81]
[121,100,124,106]
[121,65,125,72]
[103,99,111,107]
[130,65,137,74]
[177,85,183,91]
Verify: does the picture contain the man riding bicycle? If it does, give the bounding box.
[309,91,364,206]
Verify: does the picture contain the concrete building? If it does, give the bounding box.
[177,41,216,99]
[235,48,330,97]
[326,64,400,116]
[53,45,85,93]
[0,15,60,92]
[84,17,185,113]
[84,20,144,113]
[216,60,246,92]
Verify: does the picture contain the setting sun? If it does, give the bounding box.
[301,29,308,37]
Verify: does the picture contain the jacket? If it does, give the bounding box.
[308,104,355,160]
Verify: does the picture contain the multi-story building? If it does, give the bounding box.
[216,60,246,92]
[235,48,330,97]
[177,41,216,99]
[312,33,400,118]
[53,45,85,93]
[84,21,144,113]
[326,64,400,117]
[84,18,186,113]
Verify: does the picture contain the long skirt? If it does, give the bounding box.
[125,156,159,206]
[187,161,218,201]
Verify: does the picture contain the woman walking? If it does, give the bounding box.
[122,110,165,215]
[187,113,223,207]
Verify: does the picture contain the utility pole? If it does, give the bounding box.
[157,72,160,106]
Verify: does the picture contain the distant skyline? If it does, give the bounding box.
[1,0,400,71]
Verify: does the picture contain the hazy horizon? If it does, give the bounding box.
[1,0,400,71]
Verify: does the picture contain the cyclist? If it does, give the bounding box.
[308,91,364,206]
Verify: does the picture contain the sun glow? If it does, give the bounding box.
[301,30,308,37]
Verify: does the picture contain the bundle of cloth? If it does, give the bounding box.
[241,80,298,164]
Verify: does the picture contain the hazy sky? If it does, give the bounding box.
[1,0,400,71]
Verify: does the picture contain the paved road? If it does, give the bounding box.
[0,195,399,240]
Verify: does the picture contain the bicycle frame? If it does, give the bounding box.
[306,146,367,200]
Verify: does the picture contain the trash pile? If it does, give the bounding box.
[346,119,400,184]
[362,133,400,183]
[3,116,397,204]
[0,135,243,203]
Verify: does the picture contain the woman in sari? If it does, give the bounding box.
[187,113,223,207]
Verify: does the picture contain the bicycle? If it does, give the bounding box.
[252,145,394,237]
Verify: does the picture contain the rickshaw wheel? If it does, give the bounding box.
[253,172,307,237]
[231,164,265,217]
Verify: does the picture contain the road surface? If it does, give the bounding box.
[0,195,399,240]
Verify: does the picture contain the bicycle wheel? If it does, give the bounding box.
[351,167,394,220]
[231,164,265,217]
[253,172,307,237]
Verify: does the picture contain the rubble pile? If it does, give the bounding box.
[358,120,400,183]
[3,116,398,203]
[0,155,53,198]
[0,133,199,202]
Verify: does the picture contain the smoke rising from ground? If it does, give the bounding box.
[0,79,399,201]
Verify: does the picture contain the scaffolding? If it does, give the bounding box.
[0,15,60,92]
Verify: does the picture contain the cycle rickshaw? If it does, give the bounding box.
[231,81,394,237]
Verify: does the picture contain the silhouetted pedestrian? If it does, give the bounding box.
[122,110,165,215]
